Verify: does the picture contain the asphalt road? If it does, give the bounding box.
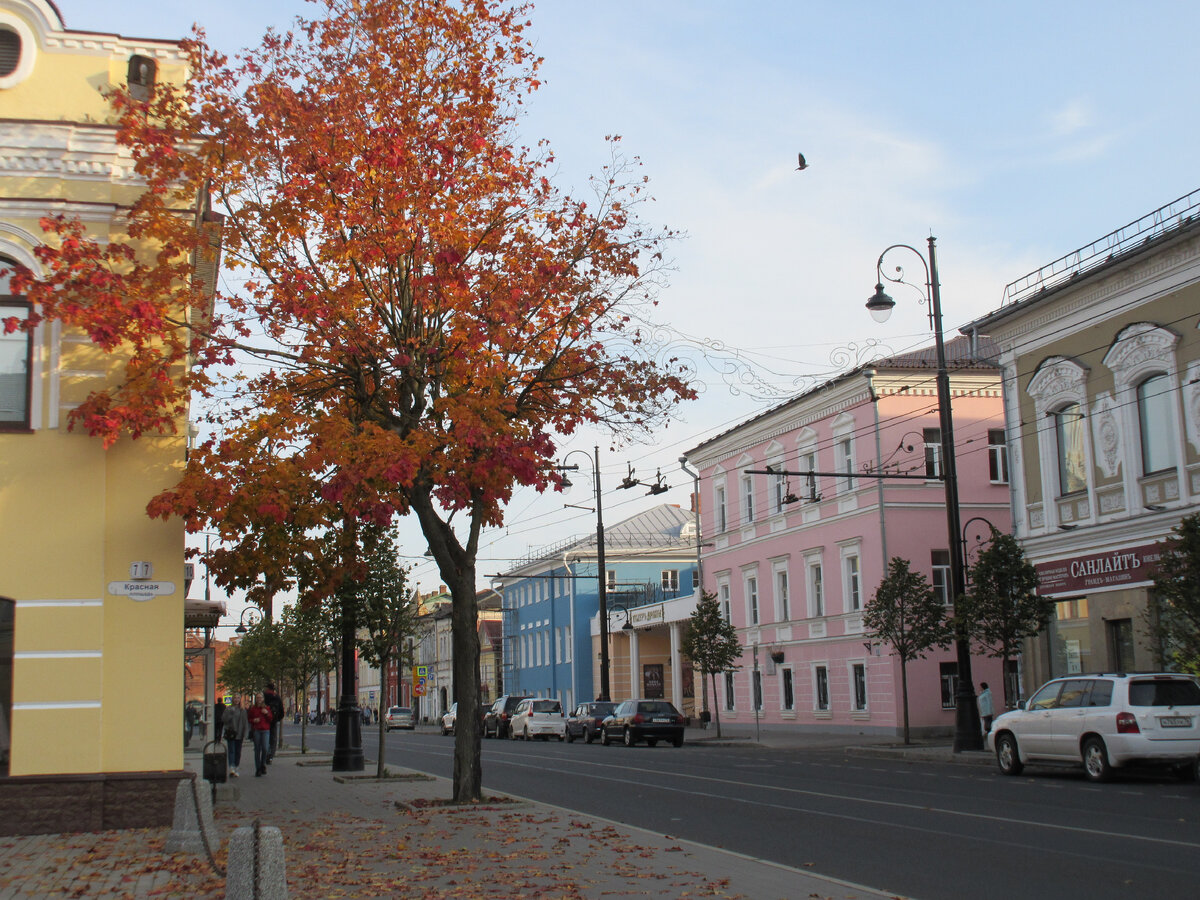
[304,727,1200,900]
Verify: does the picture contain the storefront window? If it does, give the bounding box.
[1050,597,1091,676]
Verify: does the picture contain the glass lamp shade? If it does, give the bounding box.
[866,284,895,323]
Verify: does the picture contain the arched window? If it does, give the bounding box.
[1055,403,1087,495]
[1137,373,1177,475]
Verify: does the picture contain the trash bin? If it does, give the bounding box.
[202,740,227,784]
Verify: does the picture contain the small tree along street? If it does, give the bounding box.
[15,0,691,803]
[863,558,952,745]
[680,590,742,738]
[1149,512,1200,675]
[957,529,1050,708]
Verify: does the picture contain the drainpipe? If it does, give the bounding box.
[678,455,707,721]
[864,368,888,570]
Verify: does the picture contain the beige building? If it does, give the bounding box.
[0,1,215,832]
[966,190,1200,692]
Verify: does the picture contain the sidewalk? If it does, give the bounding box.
[0,739,912,899]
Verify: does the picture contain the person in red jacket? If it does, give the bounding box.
[247,692,274,777]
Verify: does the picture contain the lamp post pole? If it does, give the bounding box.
[868,236,982,752]
[559,447,611,701]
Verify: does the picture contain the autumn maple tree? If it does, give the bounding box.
[11,0,692,801]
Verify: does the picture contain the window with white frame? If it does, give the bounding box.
[988,429,1009,484]
[798,448,817,501]
[837,437,855,494]
[741,474,755,524]
[718,580,732,623]
[745,574,759,625]
[774,566,790,621]
[923,427,942,479]
[843,551,861,612]
[724,671,736,710]
[0,258,31,430]
[814,665,829,711]
[716,484,727,532]
[563,626,572,662]
[1055,403,1088,495]
[752,669,763,711]
[771,465,787,514]
[607,570,617,591]
[781,668,794,711]
[1137,373,1177,475]
[661,569,680,594]
[851,662,867,711]
[939,662,958,709]
[807,558,823,617]
[931,550,951,606]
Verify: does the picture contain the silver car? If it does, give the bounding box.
[988,673,1200,782]
[384,706,415,731]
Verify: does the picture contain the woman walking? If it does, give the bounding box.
[248,692,274,777]
[223,695,250,777]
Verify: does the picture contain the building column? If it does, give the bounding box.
[669,622,683,710]
[628,629,641,697]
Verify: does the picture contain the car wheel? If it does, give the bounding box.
[558,734,564,742]
[1082,736,1113,783]
[623,727,636,747]
[995,732,1023,776]
[585,727,595,745]
[672,734,684,748]
[646,739,658,748]
[600,728,611,746]
[566,728,575,743]
[1194,754,1200,785]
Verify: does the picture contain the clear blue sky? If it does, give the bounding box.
[71,1,1200,593]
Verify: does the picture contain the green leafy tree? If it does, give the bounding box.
[864,558,952,745]
[277,601,335,754]
[958,529,1050,708]
[680,590,742,739]
[1149,513,1200,675]
[348,525,424,777]
[219,618,286,697]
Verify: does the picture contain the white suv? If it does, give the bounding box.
[509,698,565,741]
[988,673,1200,782]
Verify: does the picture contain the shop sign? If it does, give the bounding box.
[630,605,664,628]
[108,580,176,602]
[1035,542,1163,597]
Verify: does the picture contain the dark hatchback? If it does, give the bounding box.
[566,701,617,743]
[600,699,686,747]
[483,694,530,739]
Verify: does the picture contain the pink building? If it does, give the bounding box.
[685,338,1012,737]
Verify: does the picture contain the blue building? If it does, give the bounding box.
[497,504,697,711]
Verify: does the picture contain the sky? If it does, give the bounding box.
[66,0,1200,604]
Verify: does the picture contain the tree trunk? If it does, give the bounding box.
[900,658,911,745]
[450,570,482,802]
[377,665,388,778]
[710,671,723,738]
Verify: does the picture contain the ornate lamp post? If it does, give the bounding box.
[558,446,611,701]
[866,236,983,752]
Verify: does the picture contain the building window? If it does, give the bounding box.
[1137,374,1177,475]
[988,429,1009,484]
[781,668,794,710]
[746,575,758,625]
[940,662,958,709]
[772,466,786,514]
[742,474,755,524]
[0,29,20,79]
[798,450,817,501]
[837,437,855,494]
[931,550,951,606]
[852,663,867,711]
[724,671,735,711]
[1108,618,1135,672]
[661,569,679,594]
[606,570,617,591]
[844,554,861,612]
[0,258,31,430]
[716,485,727,532]
[752,669,763,711]
[808,562,823,617]
[1055,403,1087,495]
[776,569,789,621]
[814,666,829,711]
[923,427,942,479]
[719,581,732,623]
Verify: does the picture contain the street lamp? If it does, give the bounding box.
[234,606,262,634]
[867,236,983,752]
[558,446,612,701]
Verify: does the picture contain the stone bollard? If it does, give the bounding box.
[226,821,288,900]
[165,777,215,855]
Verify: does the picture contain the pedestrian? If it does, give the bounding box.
[214,697,226,739]
[978,682,995,735]
[223,695,250,777]
[263,682,285,763]
[248,692,274,777]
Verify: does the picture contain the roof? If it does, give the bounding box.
[686,334,998,458]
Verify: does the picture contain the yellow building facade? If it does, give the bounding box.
[0,0,205,833]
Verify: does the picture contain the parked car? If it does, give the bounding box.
[483,694,530,739]
[441,702,457,736]
[566,701,616,743]
[600,699,686,748]
[988,673,1200,782]
[509,697,566,741]
[384,706,415,731]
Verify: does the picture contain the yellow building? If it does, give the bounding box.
[0,0,213,833]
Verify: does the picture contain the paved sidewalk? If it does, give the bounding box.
[0,740,913,899]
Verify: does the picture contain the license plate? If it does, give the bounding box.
[652,717,671,723]
[1159,716,1192,728]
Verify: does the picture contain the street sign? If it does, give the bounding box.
[107,580,176,602]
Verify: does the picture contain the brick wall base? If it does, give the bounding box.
[0,770,189,836]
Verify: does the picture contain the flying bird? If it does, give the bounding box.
[796,152,808,171]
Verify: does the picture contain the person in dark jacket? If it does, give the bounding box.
[263,683,285,762]
[223,696,250,777]
[247,693,273,777]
